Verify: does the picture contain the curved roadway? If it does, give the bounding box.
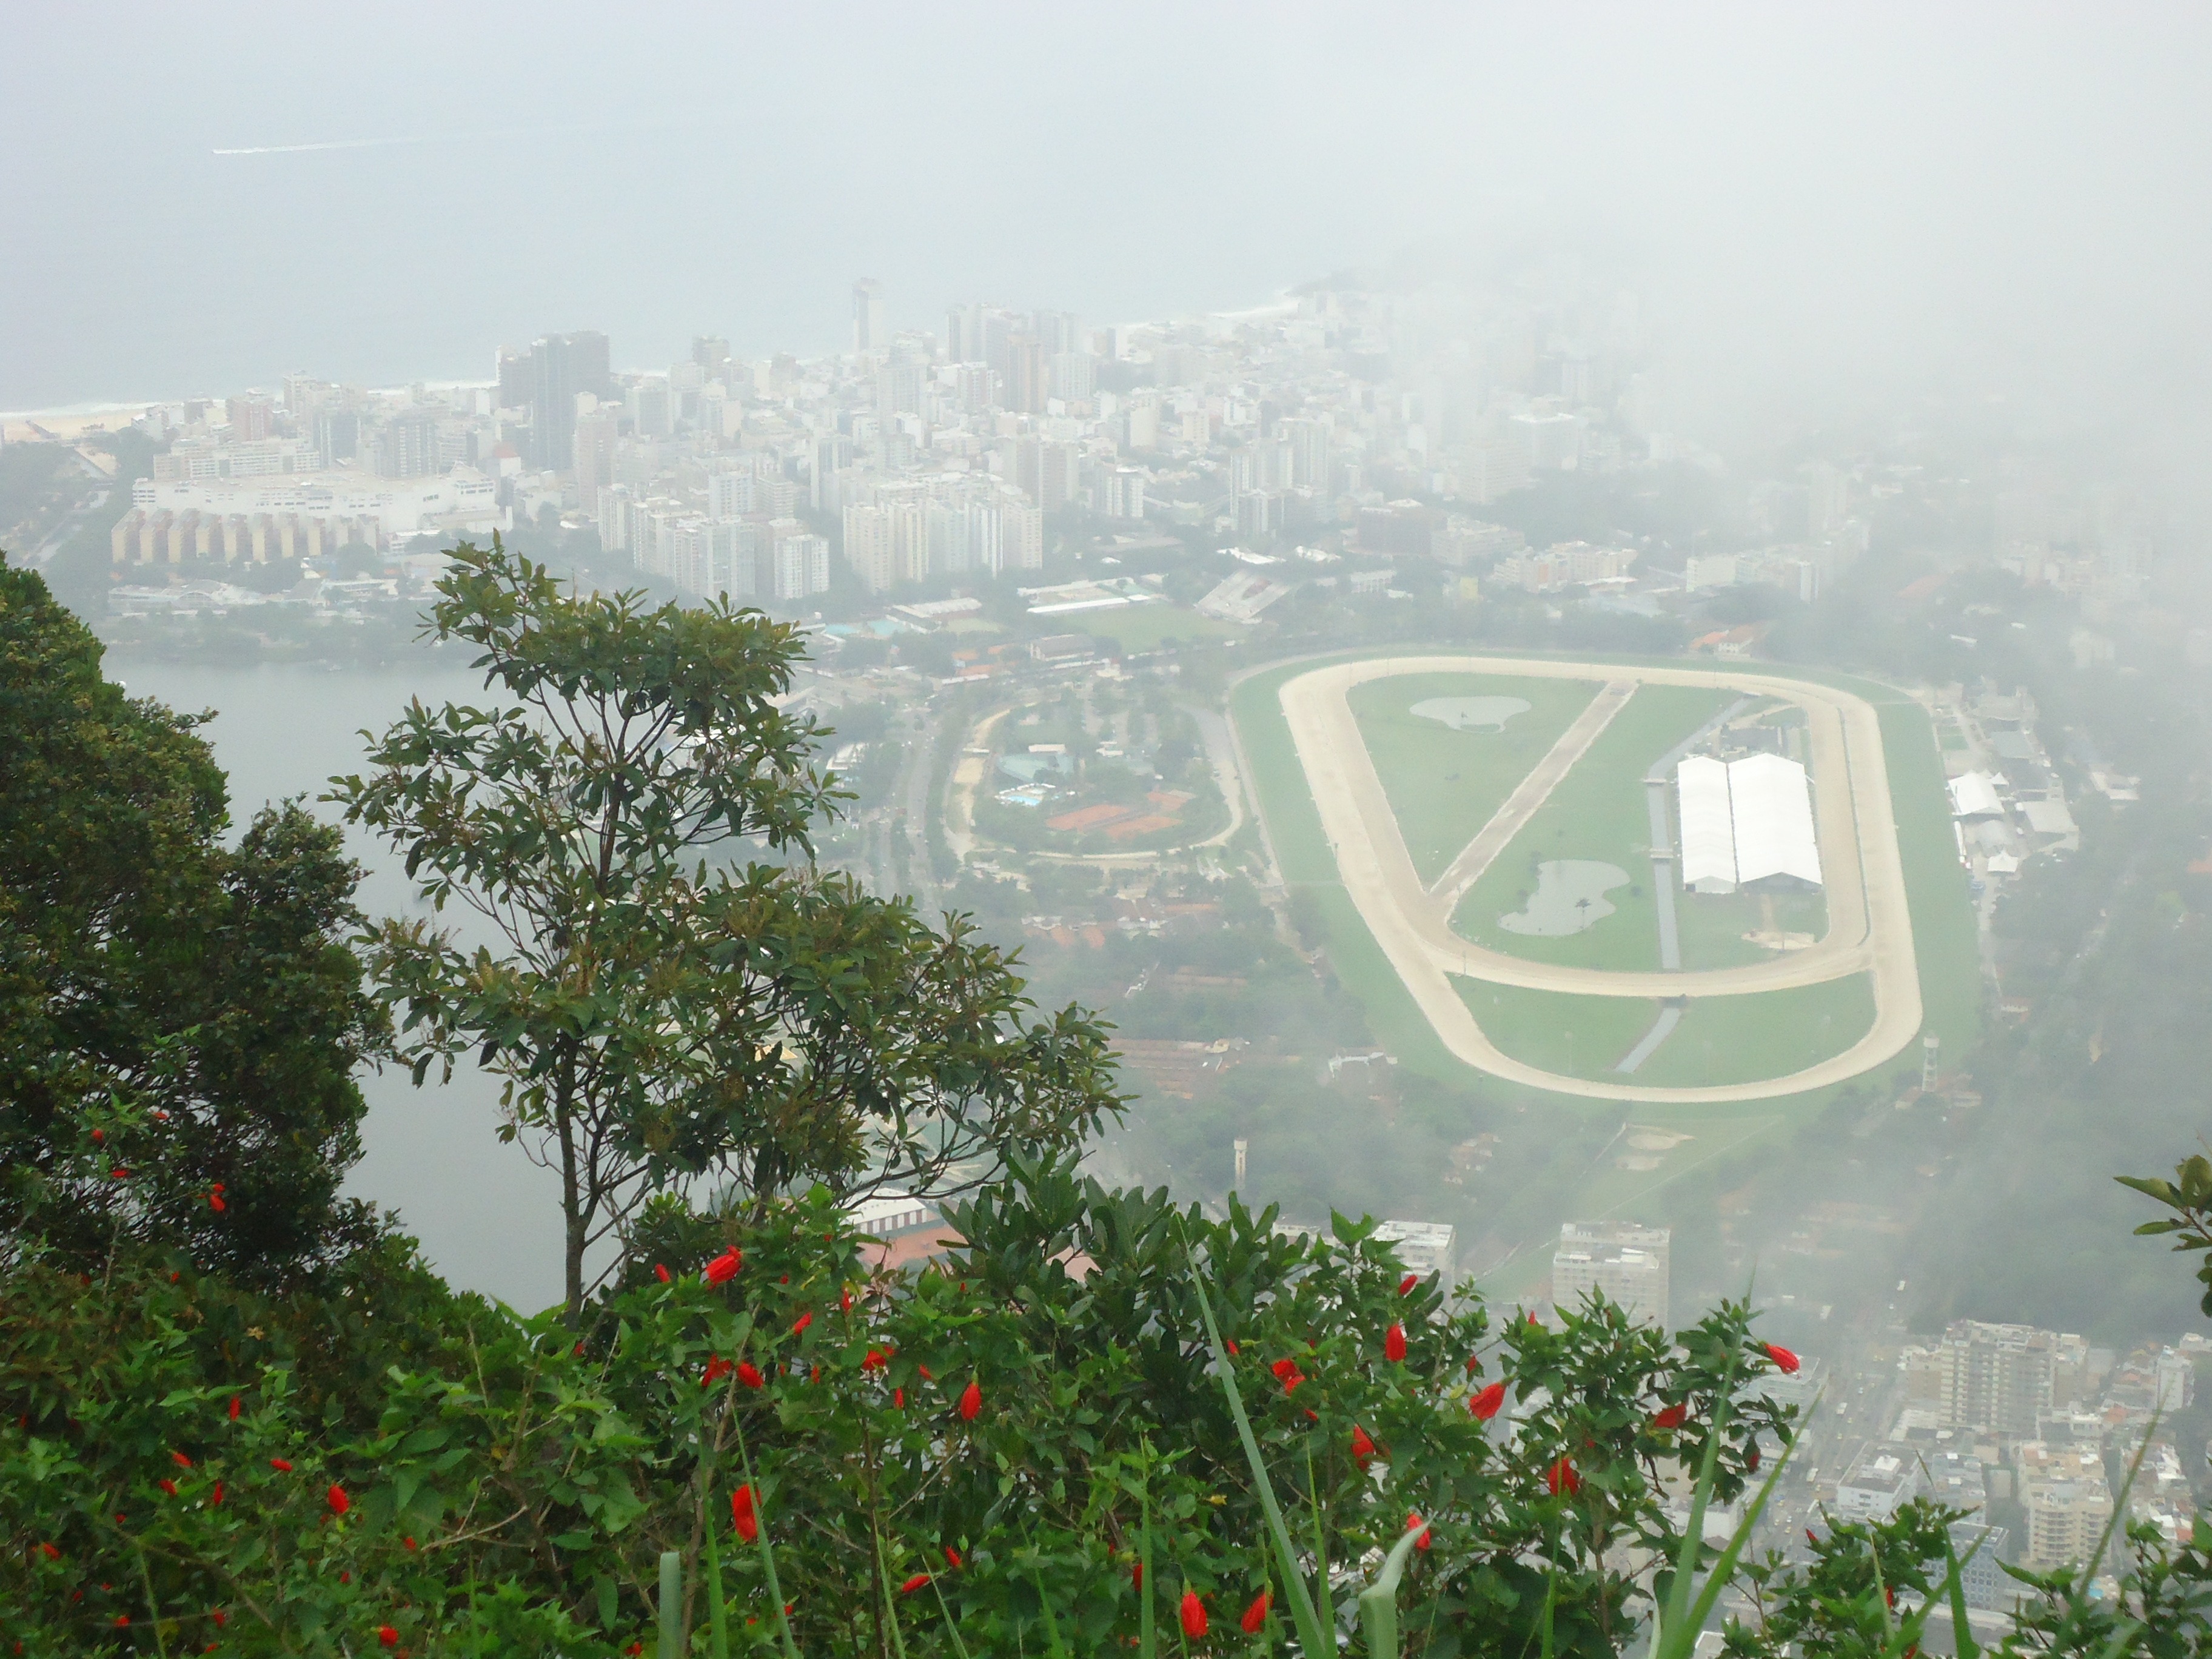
[1276,655,1922,1103]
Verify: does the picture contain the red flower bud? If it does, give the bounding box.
[269,1458,293,1472]
[1179,1589,1207,1638]
[1470,1381,1506,1420]
[1765,1342,1800,1375]
[212,1609,225,1627]
[736,1361,766,1390]
[114,1615,130,1627]
[38,1542,60,1560]
[918,1364,933,1380]
[899,1573,930,1594]
[208,1185,227,1212]
[327,1483,350,1515]
[1651,1404,1687,1430]
[227,1396,241,1421]
[791,1312,813,1336]
[841,1286,854,1312]
[654,1264,671,1284]
[1384,1322,1407,1362]
[1398,1272,1419,1295]
[1748,1445,1761,1472]
[701,1355,734,1389]
[159,1479,177,1496]
[172,1450,192,1468]
[1225,1339,1239,1355]
[958,1379,982,1421]
[1241,1589,1273,1633]
[403,1535,416,1549]
[1350,1425,1376,1463]
[1546,1456,1579,1496]
[705,1248,742,1285]
[944,1546,963,1569]
[863,1347,888,1372]
[212,1481,224,1506]
[1406,1511,1431,1550]
[1466,1353,1483,1373]
[893,1387,905,1409]
[379,1624,398,1647]
[1131,1561,1144,1590]
[731,1484,758,1543]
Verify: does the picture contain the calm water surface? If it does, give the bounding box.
[116,657,566,1309]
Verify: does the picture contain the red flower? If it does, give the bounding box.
[1225,1339,1239,1356]
[731,1484,758,1543]
[207,1184,227,1212]
[863,1348,888,1372]
[1765,1342,1800,1375]
[1406,1511,1431,1550]
[893,1387,905,1409]
[1399,1272,1419,1295]
[1748,1445,1762,1472]
[701,1356,734,1389]
[791,1312,813,1336]
[113,1615,130,1627]
[1466,1353,1483,1374]
[944,1546,963,1569]
[1241,1588,1273,1633]
[227,1396,241,1421]
[918,1364,933,1380]
[159,1478,178,1496]
[172,1450,192,1469]
[1651,1404,1687,1430]
[38,1542,60,1560]
[1179,1590,1207,1638]
[654,1264,671,1284]
[212,1610,225,1627]
[1470,1381,1506,1420]
[899,1573,930,1595]
[269,1457,293,1472]
[705,1248,742,1285]
[378,1624,398,1647]
[1131,1561,1144,1590]
[212,1482,224,1506]
[1806,1528,1819,1545]
[958,1379,982,1421]
[840,1286,853,1313]
[1350,1425,1376,1463]
[736,1361,766,1390]
[110,1168,129,1179]
[327,1483,350,1515]
[1384,1322,1407,1362]
[1546,1456,1580,1496]
[403,1535,417,1550]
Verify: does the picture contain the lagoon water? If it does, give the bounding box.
[1498,859,1632,936]
[116,656,567,1310]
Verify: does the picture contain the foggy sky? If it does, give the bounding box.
[7,4,2212,455]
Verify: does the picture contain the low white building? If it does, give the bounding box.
[1676,752,1823,894]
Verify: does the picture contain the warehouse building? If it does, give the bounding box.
[1675,752,1823,894]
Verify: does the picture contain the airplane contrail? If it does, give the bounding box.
[213,135,443,156]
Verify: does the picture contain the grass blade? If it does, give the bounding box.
[1190,1264,1334,1659]
[703,1510,732,1659]
[1140,1451,1157,1659]
[1356,1518,1430,1658]
[732,1418,802,1659]
[657,1550,682,1659]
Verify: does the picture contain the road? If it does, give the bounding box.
[1275,654,1924,1104]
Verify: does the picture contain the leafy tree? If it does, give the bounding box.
[332,539,1123,1319]
[0,556,385,1282]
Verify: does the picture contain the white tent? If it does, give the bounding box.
[1677,756,1738,893]
[1948,772,2004,818]
[1728,752,1824,887]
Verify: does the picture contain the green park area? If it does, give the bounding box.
[1672,886,1830,970]
[1449,683,1734,970]
[1454,972,1879,1087]
[1349,669,1600,884]
[1075,602,1241,653]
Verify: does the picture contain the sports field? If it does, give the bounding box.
[1455,974,1878,1087]
[1236,650,1957,1105]
[1444,683,1731,970]
[1349,671,1601,885]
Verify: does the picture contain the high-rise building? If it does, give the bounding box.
[226,395,274,442]
[572,408,622,517]
[627,377,672,441]
[377,410,442,480]
[528,331,612,471]
[2017,1441,2113,1571]
[692,336,731,378]
[1551,1222,1670,1327]
[852,279,887,354]
[1935,1322,2064,1435]
[496,347,532,412]
[774,532,831,601]
[1005,336,1047,415]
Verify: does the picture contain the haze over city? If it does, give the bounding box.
[12,7,2212,1651]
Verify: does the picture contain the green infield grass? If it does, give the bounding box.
[1347,670,1601,885]
[1448,684,1735,970]
[1077,604,1242,652]
[1455,972,1877,1087]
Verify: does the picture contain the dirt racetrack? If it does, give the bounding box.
[1277,655,1922,1103]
